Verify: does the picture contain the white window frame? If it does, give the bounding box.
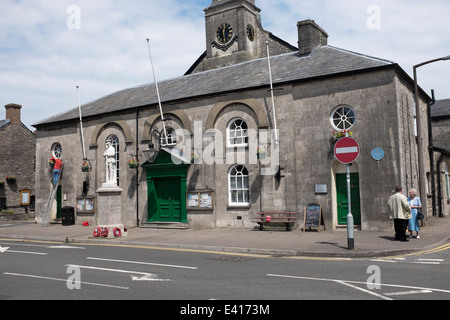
[160,127,177,147]
[227,118,249,148]
[445,163,449,199]
[52,143,62,159]
[330,105,356,131]
[228,165,250,207]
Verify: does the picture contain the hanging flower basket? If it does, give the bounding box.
[6,176,16,182]
[0,181,5,187]
[49,159,55,168]
[331,129,353,140]
[81,161,90,172]
[257,146,267,159]
[128,159,139,169]
[191,151,200,163]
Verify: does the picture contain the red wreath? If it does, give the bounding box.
[93,227,101,237]
[113,227,122,237]
[101,227,109,238]
[266,216,272,223]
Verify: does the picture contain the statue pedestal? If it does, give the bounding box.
[96,185,127,238]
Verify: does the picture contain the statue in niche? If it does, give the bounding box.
[103,141,117,185]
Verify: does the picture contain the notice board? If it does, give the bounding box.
[303,203,325,232]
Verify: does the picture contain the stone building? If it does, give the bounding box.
[431,99,450,218]
[33,0,431,231]
[0,104,36,219]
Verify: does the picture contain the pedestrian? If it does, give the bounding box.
[388,186,411,242]
[50,156,63,185]
[407,188,421,239]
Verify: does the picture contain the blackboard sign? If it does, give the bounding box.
[303,203,325,232]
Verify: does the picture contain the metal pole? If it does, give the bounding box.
[266,42,279,145]
[146,38,169,146]
[413,55,450,223]
[346,163,354,250]
[76,86,87,160]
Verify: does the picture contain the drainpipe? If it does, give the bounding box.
[136,108,140,227]
[427,90,436,217]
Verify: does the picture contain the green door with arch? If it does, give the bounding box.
[143,149,188,223]
[336,173,361,225]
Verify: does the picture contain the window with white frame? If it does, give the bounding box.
[227,118,248,147]
[228,165,250,206]
[330,105,356,131]
[106,134,120,186]
[160,127,177,147]
[445,163,449,199]
[52,143,62,159]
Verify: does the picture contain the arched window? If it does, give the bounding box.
[228,165,250,206]
[106,134,120,186]
[52,143,62,159]
[330,105,356,131]
[227,118,248,147]
[160,127,177,147]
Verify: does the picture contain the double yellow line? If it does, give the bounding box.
[388,242,450,259]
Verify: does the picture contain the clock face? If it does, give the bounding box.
[247,24,255,42]
[216,23,234,44]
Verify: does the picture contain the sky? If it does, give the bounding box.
[1,0,449,131]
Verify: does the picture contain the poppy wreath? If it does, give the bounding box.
[93,227,101,237]
[101,227,109,238]
[113,227,122,237]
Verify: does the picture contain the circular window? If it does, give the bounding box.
[52,143,62,159]
[330,105,356,131]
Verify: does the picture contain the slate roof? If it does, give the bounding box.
[431,98,450,119]
[33,45,395,127]
[0,119,11,129]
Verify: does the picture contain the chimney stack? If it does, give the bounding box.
[297,20,328,55]
[5,103,22,125]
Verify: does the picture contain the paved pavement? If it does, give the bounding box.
[1,216,449,258]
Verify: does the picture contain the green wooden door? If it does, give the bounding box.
[336,173,361,225]
[148,178,181,222]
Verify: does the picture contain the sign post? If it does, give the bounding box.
[334,137,360,250]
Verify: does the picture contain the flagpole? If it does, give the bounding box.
[266,42,279,145]
[146,38,169,146]
[77,85,87,160]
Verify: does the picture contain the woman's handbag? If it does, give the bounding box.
[417,209,424,221]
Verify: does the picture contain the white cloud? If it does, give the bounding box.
[1,0,449,130]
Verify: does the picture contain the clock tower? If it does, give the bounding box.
[186,0,297,74]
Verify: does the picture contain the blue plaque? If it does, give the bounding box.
[371,147,385,161]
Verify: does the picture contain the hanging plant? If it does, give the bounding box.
[257,146,267,159]
[331,129,353,140]
[81,161,90,172]
[0,180,5,187]
[128,158,139,169]
[6,176,16,182]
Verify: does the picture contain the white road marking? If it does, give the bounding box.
[335,280,392,300]
[66,264,171,282]
[4,250,47,255]
[87,257,197,270]
[4,272,129,290]
[385,290,432,296]
[267,274,450,298]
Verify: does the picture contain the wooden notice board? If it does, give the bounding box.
[303,203,325,232]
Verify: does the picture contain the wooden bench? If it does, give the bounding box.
[251,212,297,231]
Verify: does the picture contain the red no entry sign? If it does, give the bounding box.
[334,137,360,164]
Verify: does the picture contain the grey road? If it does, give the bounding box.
[1,239,449,309]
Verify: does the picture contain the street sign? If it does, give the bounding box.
[334,137,360,164]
